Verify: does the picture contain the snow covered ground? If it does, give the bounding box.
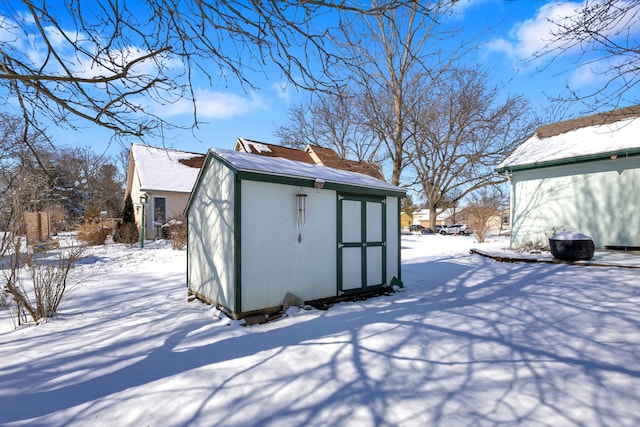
[1,234,639,426]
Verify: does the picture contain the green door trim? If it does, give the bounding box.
[337,194,387,295]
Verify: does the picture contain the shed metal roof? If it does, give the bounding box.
[209,148,405,196]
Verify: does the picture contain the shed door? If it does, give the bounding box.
[338,195,386,294]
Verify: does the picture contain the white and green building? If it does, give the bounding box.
[185,148,405,319]
[496,105,640,250]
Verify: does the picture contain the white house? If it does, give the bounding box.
[125,144,205,239]
[185,148,406,319]
[125,140,382,241]
[411,208,453,228]
[496,105,640,250]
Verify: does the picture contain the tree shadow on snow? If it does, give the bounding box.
[1,257,639,426]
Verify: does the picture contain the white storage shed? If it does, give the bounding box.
[185,148,406,319]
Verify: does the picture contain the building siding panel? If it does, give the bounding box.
[187,159,236,310]
[240,180,337,312]
[511,156,639,249]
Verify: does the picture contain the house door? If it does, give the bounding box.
[153,197,166,238]
[338,195,386,294]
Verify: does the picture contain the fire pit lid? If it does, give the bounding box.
[549,231,592,241]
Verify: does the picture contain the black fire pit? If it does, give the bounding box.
[549,231,595,261]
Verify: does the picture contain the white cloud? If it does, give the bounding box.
[43,25,79,49]
[452,0,496,15]
[487,2,582,62]
[568,63,600,87]
[0,15,20,43]
[567,55,630,89]
[271,81,294,103]
[158,89,267,119]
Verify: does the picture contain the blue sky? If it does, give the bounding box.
[3,1,634,161]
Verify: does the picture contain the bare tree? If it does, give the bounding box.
[540,0,640,109]
[407,67,536,232]
[330,0,465,185]
[56,147,125,219]
[1,1,435,146]
[0,119,123,232]
[3,239,84,327]
[465,186,507,243]
[274,91,380,162]
[0,114,50,254]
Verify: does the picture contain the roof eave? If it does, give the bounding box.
[237,169,406,198]
[495,147,640,173]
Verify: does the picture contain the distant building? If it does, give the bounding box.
[411,209,453,228]
[400,212,413,229]
[125,144,205,239]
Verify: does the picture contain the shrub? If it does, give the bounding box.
[113,193,139,244]
[113,221,139,244]
[164,218,186,250]
[77,223,113,246]
[2,237,84,326]
[122,193,135,223]
[84,204,101,224]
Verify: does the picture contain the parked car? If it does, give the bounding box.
[409,224,433,234]
[441,224,471,236]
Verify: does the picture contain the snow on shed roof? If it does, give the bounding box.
[497,105,640,172]
[209,147,405,195]
[132,144,205,193]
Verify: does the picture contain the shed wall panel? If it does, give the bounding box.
[240,180,336,312]
[385,196,400,283]
[510,156,639,249]
[187,160,236,309]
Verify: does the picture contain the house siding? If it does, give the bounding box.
[510,156,639,249]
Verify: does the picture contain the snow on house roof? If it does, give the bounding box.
[497,105,640,172]
[209,147,405,195]
[132,144,205,193]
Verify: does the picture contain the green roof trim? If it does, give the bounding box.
[184,149,406,221]
[236,170,406,198]
[495,148,640,173]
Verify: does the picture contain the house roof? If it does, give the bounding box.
[307,145,386,180]
[496,105,640,172]
[208,147,405,196]
[234,137,315,164]
[235,137,385,180]
[130,144,205,193]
